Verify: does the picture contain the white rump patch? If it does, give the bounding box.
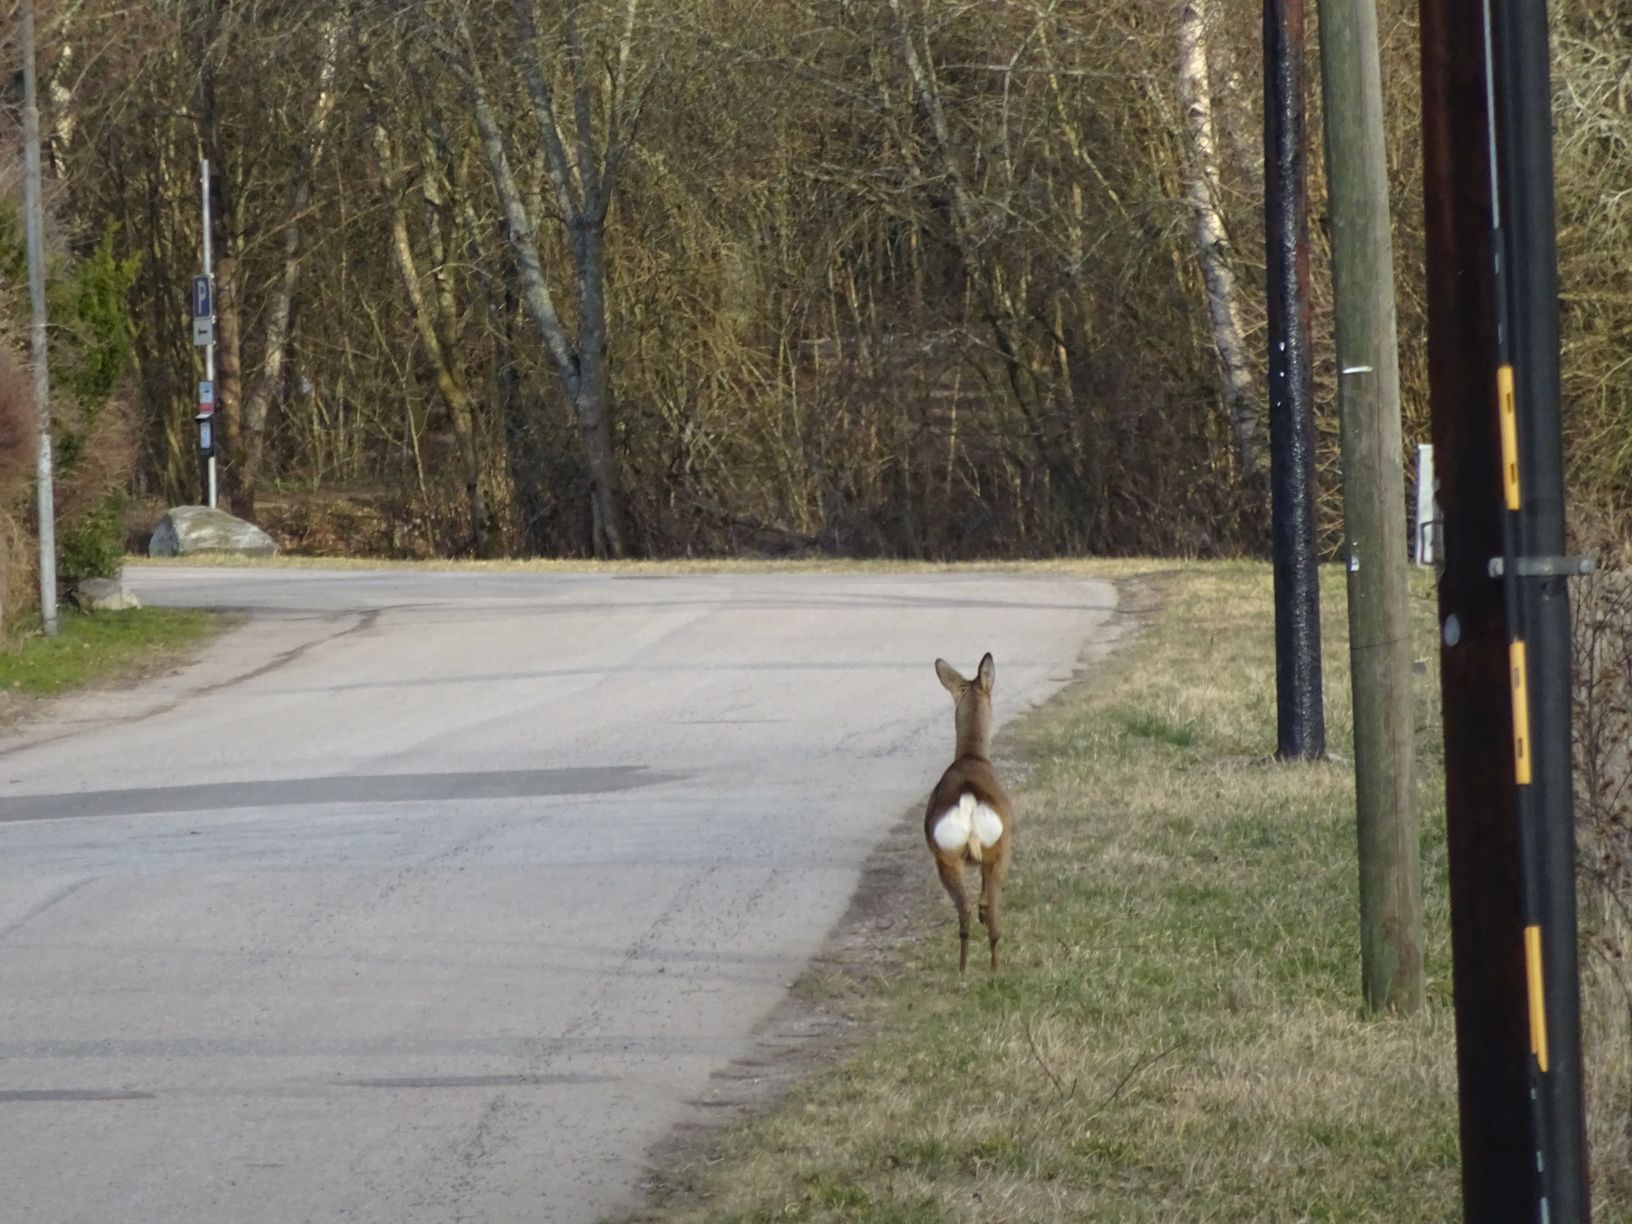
[932,797,973,853]
[972,801,1004,847]
[932,792,1004,860]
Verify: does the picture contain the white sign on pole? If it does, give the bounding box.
[198,379,215,414]
[1415,443,1439,567]
[192,317,213,346]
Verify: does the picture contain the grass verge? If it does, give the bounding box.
[630,562,1480,1222]
[0,607,220,701]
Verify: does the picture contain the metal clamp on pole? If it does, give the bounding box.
[1487,556,1597,579]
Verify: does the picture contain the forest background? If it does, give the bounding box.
[1,0,1625,576]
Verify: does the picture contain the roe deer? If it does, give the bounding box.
[925,653,1013,972]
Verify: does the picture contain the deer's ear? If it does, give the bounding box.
[935,658,967,697]
[976,653,995,693]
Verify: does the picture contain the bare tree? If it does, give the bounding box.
[370,93,491,556]
[236,11,344,518]
[437,0,648,558]
[883,0,1101,539]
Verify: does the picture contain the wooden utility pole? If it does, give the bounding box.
[1264,0,1325,761]
[21,0,59,637]
[1315,0,1423,1012]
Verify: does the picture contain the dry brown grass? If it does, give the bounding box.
[128,554,1167,578]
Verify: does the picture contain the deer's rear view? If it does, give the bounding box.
[925,653,1013,972]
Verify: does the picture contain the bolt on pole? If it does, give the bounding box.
[1264,0,1325,761]
[21,0,58,636]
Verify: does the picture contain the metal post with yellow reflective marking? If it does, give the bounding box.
[1508,640,1532,785]
[1486,0,1589,1213]
[1420,0,1589,1216]
[1497,365,1520,511]
[1525,924,1549,1074]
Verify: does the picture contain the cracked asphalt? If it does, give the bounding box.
[0,566,1117,1223]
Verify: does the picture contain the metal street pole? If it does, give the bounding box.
[1486,0,1589,1211]
[200,157,217,509]
[1264,0,1325,760]
[21,0,58,636]
[1419,0,1532,1202]
[1419,0,1589,1214]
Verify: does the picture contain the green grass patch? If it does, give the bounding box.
[0,607,219,698]
[633,563,1471,1222]
[1112,706,1198,748]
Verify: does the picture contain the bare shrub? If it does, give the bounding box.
[1554,1,1632,517]
[1572,529,1632,1211]
[0,342,38,637]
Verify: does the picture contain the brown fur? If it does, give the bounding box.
[924,653,1014,972]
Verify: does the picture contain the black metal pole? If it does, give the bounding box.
[1264,0,1325,761]
[1419,0,1537,1203]
[1420,0,1590,1216]
[1487,0,1589,1213]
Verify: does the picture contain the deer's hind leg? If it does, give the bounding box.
[979,854,1007,971]
[934,855,972,973]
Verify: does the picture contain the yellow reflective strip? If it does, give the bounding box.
[1525,924,1549,1073]
[1510,640,1533,785]
[1498,364,1520,510]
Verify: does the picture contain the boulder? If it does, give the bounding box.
[149,505,278,558]
[72,575,141,613]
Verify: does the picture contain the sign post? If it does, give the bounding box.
[21,0,57,635]
[1415,444,1439,567]
[194,160,217,509]
[196,378,216,502]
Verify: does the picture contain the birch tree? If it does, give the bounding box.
[1178,0,1265,483]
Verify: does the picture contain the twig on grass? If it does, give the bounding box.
[1025,1016,1077,1101]
[1085,1039,1189,1121]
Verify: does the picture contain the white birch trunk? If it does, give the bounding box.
[1179,0,1266,482]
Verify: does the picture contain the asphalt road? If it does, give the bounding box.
[0,566,1117,1223]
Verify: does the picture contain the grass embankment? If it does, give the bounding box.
[637,563,1472,1222]
[129,554,1165,576]
[0,607,218,700]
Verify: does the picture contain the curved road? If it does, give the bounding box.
[0,566,1117,1223]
